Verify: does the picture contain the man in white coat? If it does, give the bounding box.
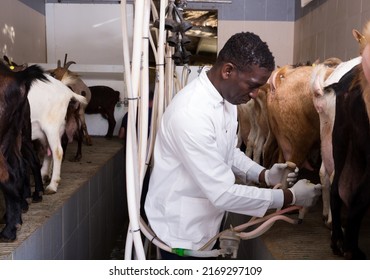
[145,32,322,259]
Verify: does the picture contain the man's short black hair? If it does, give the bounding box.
[217,32,275,72]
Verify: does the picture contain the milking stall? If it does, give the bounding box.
[1,0,370,269]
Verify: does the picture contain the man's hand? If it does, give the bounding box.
[265,162,299,187]
[289,179,322,207]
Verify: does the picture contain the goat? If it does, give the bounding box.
[85,85,120,139]
[322,22,370,260]
[28,73,87,194]
[266,65,321,170]
[48,56,92,146]
[1,56,44,203]
[327,63,370,259]
[310,57,358,227]
[61,99,84,162]
[0,61,45,241]
[237,84,272,166]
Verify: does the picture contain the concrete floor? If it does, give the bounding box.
[226,201,370,260]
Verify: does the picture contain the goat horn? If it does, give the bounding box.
[65,61,76,69]
[57,60,61,68]
[63,53,68,67]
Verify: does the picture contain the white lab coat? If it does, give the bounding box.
[144,67,284,250]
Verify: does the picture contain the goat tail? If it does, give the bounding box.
[18,65,47,93]
[71,91,88,106]
[310,64,327,96]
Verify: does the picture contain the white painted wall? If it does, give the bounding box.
[26,2,296,136]
[45,3,133,136]
[0,0,46,63]
[45,3,132,65]
[218,20,295,67]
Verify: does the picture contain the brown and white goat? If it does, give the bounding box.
[310,21,370,259]
[0,62,45,241]
[28,72,87,194]
[48,58,92,146]
[237,84,272,167]
[266,65,321,170]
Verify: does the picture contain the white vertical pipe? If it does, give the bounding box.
[138,0,150,187]
[155,0,168,129]
[165,44,174,105]
[121,0,146,260]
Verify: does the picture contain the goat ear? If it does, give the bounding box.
[312,58,320,66]
[3,55,10,64]
[352,29,367,53]
[268,68,280,94]
[352,29,363,42]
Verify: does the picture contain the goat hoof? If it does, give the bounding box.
[322,216,332,229]
[32,191,43,203]
[0,229,17,242]
[44,186,57,195]
[0,236,15,242]
[85,137,93,146]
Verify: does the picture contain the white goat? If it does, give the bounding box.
[28,74,87,194]
[310,57,361,227]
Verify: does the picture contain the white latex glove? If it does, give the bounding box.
[265,163,299,187]
[289,179,322,208]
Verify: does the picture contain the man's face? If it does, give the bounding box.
[223,63,271,105]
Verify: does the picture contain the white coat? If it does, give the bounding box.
[144,67,283,250]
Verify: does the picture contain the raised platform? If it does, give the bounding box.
[226,201,370,260]
[0,137,126,260]
[2,136,369,260]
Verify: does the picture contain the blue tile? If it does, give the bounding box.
[244,0,267,21]
[13,241,27,260]
[40,209,63,259]
[89,203,100,258]
[266,0,294,21]
[14,228,43,259]
[220,0,246,21]
[77,184,89,223]
[89,174,99,208]
[63,194,78,243]
[24,228,43,259]
[63,229,79,260]
[77,216,90,259]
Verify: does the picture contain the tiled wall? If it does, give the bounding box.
[294,0,370,63]
[187,0,299,66]
[189,0,370,65]
[10,148,126,260]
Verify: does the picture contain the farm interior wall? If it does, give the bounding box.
[0,0,46,63]
[2,0,370,136]
[294,0,370,63]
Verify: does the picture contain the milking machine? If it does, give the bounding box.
[121,0,306,260]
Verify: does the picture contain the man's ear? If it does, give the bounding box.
[222,63,234,79]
